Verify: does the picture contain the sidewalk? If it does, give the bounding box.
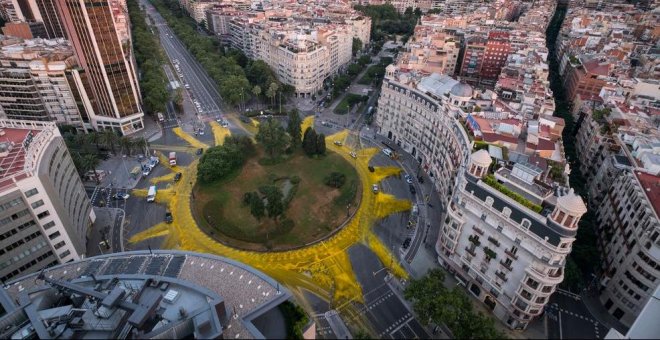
[86,207,121,257]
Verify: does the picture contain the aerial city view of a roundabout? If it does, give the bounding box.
[129,115,412,326]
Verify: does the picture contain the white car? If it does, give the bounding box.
[372,184,379,194]
[382,148,393,157]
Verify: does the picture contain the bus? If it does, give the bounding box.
[147,185,157,202]
[157,112,164,122]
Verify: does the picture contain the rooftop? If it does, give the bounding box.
[0,250,290,339]
[0,120,58,192]
[635,171,660,217]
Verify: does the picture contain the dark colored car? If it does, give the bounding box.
[174,172,182,182]
[368,166,375,172]
[418,176,425,184]
[409,184,416,195]
[402,238,412,249]
[196,148,203,155]
[165,211,173,224]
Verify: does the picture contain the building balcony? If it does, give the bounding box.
[465,246,477,257]
[504,248,518,260]
[500,260,513,272]
[472,225,484,235]
[495,270,508,282]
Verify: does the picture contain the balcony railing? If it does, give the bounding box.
[504,248,519,260]
[500,260,513,272]
[465,246,477,257]
[495,270,508,282]
[472,225,484,235]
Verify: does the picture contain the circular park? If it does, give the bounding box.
[192,117,361,251]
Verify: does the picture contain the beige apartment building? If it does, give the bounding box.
[0,119,94,283]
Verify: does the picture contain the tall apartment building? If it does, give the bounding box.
[0,119,94,283]
[596,170,659,327]
[397,31,460,76]
[201,1,370,96]
[459,34,487,85]
[376,60,583,330]
[480,31,511,83]
[55,0,144,135]
[0,36,92,129]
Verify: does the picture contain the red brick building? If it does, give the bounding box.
[564,57,610,103]
[481,31,512,84]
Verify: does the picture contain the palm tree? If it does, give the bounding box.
[119,137,134,156]
[99,130,118,154]
[80,153,101,184]
[86,132,102,155]
[266,82,278,108]
[252,85,262,109]
[133,137,148,156]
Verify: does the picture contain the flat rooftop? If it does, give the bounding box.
[0,127,40,181]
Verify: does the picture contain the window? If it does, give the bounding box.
[59,250,71,259]
[48,231,61,240]
[25,188,38,197]
[42,221,56,230]
[53,241,65,249]
[37,211,50,219]
[31,200,44,209]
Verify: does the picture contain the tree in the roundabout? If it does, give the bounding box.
[288,109,302,148]
[256,117,290,159]
[404,269,505,339]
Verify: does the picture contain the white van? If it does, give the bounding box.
[382,148,393,157]
[147,185,157,202]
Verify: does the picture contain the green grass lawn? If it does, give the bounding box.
[193,148,360,251]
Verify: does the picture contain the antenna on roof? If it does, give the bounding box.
[148,245,153,256]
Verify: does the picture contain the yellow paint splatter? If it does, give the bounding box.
[209,121,231,146]
[300,116,314,138]
[129,128,413,313]
[172,127,209,150]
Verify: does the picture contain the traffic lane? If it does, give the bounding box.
[548,293,608,339]
[348,244,424,338]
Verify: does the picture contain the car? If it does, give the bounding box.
[174,172,182,182]
[333,140,342,146]
[409,184,416,195]
[111,193,130,200]
[368,165,375,172]
[402,237,412,249]
[382,148,393,157]
[418,176,425,184]
[196,148,203,155]
[198,129,205,135]
[184,84,190,89]
[165,211,173,224]
[404,174,413,184]
[372,184,379,194]
[220,120,229,127]
[349,151,357,159]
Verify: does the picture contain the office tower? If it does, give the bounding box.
[55,0,144,135]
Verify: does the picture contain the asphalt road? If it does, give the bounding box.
[547,290,608,339]
[347,244,429,339]
[142,0,224,119]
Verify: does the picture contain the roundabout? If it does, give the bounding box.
[129,117,412,329]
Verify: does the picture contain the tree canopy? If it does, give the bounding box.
[127,0,169,115]
[256,118,290,159]
[197,136,255,183]
[287,109,302,148]
[404,269,504,339]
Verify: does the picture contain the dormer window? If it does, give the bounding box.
[521,219,531,229]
